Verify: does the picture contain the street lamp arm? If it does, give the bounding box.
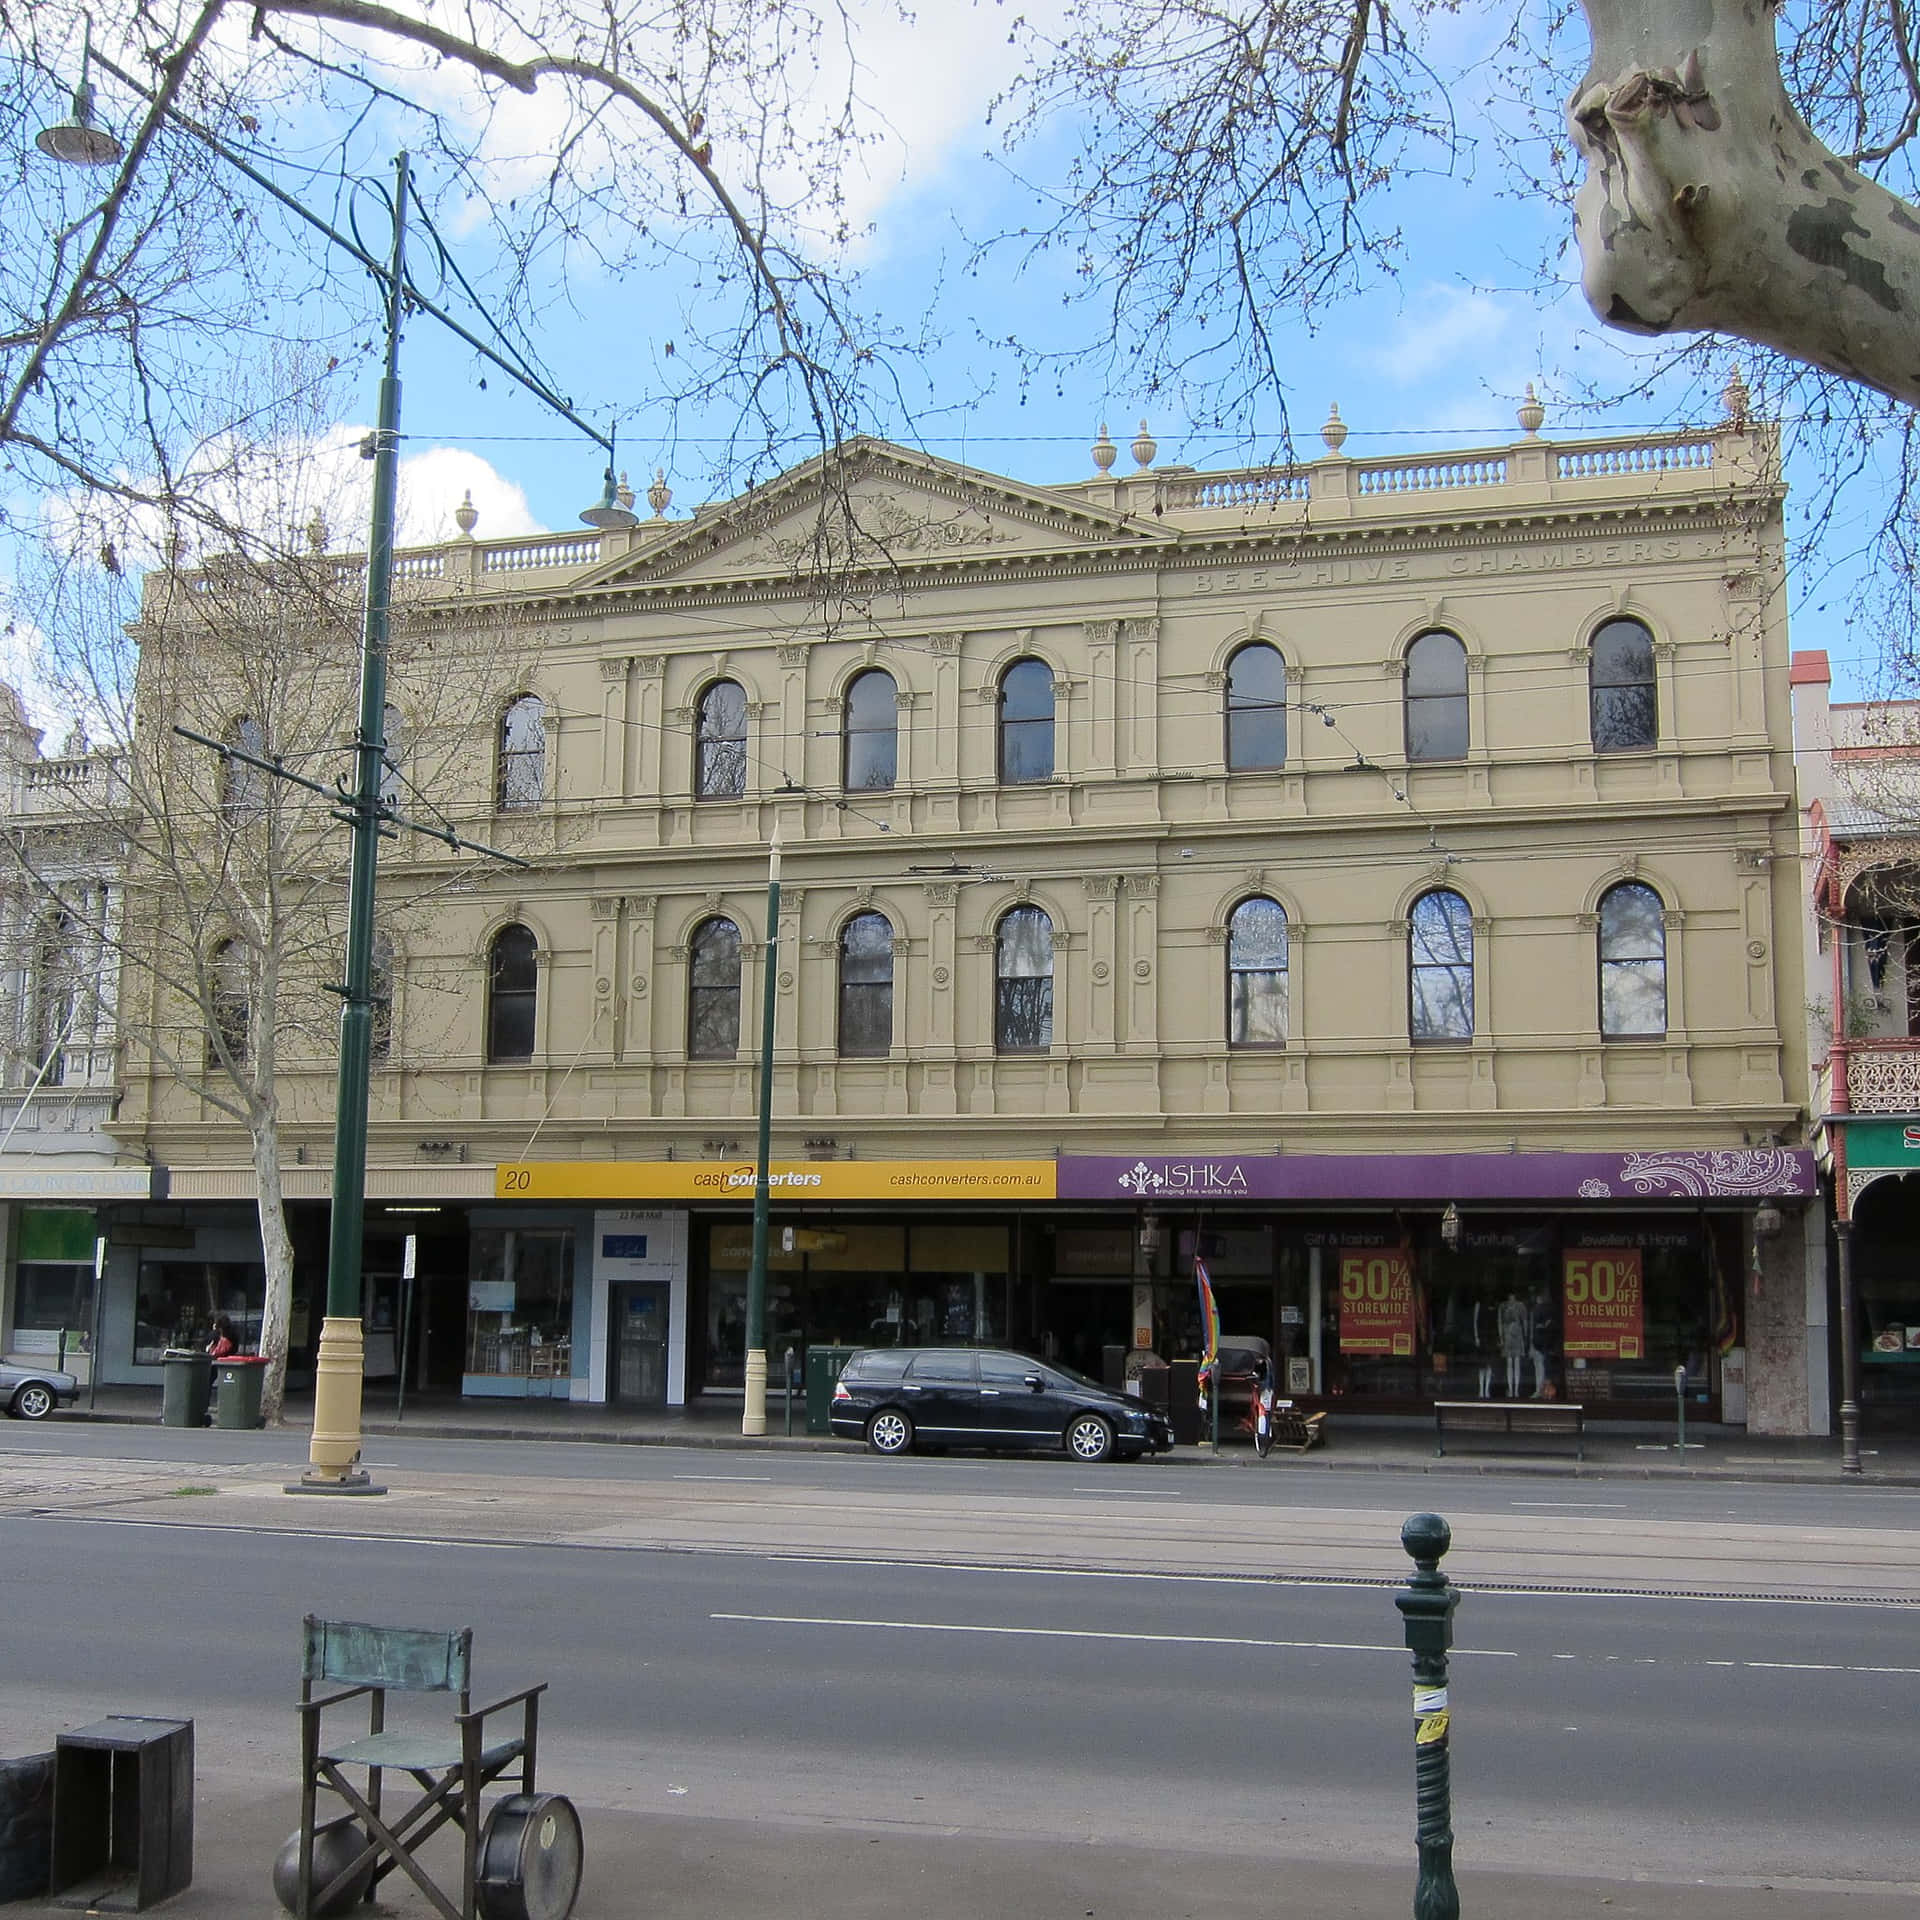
[0,0,223,449]
[217,0,828,425]
[80,42,614,461]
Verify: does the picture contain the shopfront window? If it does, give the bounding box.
[1311,1215,1719,1410]
[465,1228,574,1385]
[701,1220,1009,1387]
[133,1260,265,1365]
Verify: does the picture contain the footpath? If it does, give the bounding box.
[60,1380,1920,1485]
[3,1789,1908,1920]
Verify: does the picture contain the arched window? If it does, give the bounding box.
[222,715,267,821]
[379,704,406,810]
[209,937,250,1066]
[1404,632,1468,762]
[370,931,395,1062]
[1591,618,1658,752]
[32,909,76,1086]
[487,924,537,1062]
[843,670,898,793]
[1599,881,1667,1037]
[1227,897,1288,1046]
[688,917,742,1058]
[998,659,1055,785]
[696,681,748,798]
[1225,643,1287,771]
[497,695,544,811]
[1409,890,1474,1042]
[995,905,1054,1052]
[838,912,894,1056]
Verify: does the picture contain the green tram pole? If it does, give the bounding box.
[292,152,411,1495]
[742,830,783,1437]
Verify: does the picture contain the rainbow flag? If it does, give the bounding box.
[1195,1256,1220,1385]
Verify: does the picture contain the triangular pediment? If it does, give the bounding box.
[581,439,1172,592]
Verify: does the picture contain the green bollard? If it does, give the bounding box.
[1396,1513,1462,1920]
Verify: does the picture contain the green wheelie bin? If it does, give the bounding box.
[213,1355,268,1428]
[160,1349,214,1427]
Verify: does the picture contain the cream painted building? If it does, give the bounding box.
[103,396,1822,1435]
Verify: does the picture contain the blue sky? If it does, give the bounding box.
[11,0,1892,705]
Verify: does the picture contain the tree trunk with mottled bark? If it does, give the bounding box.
[1574,0,1920,406]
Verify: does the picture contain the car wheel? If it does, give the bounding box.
[866,1408,913,1456]
[1065,1413,1114,1463]
[10,1382,55,1422]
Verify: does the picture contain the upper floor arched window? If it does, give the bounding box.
[995,904,1054,1052]
[998,659,1055,785]
[1404,632,1468,763]
[32,908,76,1086]
[1227,896,1289,1047]
[1225,643,1287,771]
[843,670,898,793]
[838,912,894,1056]
[1591,618,1658,752]
[222,715,267,821]
[487,924,537,1062]
[209,937,250,1066]
[1409,889,1474,1043]
[1598,881,1667,1037]
[688,916,742,1058]
[696,681,748,799]
[497,695,544,811]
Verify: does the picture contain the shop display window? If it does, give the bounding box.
[465,1228,574,1382]
[700,1221,1011,1385]
[14,1263,95,1334]
[1848,1180,1920,1406]
[133,1260,265,1365]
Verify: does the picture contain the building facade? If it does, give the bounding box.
[0,691,158,1390]
[103,399,1821,1431]
[1794,652,1920,1434]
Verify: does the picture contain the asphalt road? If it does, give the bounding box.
[1,1453,1915,1896]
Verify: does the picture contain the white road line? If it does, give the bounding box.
[710,1612,1920,1678]
[1744,1659,1920,1675]
[1508,1500,1629,1508]
[671,1474,774,1482]
[35,1516,524,1549]
[712,1611,1519,1657]
[1070,1486,1185,1496]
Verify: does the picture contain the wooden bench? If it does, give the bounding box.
[1434,1400,1584,1461]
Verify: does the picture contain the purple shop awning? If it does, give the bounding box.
[1059,1148,1817,1206]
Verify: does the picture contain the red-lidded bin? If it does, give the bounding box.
[212,1356,268,1429]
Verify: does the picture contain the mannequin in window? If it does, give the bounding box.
[1497,1291,1529,1400]
[1528,1286,1554,1398]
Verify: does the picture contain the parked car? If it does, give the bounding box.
[0,1359,79,1421]
[831,1346,1174,1462]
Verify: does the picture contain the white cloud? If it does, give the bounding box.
[1356,284,1523,387]
[389,444,543,546]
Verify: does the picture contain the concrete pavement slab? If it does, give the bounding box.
[1,1777,1910,1920]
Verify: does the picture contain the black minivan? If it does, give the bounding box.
[830,1346,1174,1462]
